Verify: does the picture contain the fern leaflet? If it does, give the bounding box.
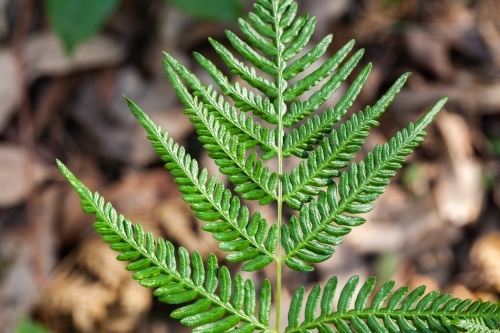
[285,275,500,333]
[282,97,449,270]
[282,73,411,207]
[162,61,278,205]
[126,99,278,271]
[57,161,272,333]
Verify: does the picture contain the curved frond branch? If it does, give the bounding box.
[285,275,500,333]
[162,61,279,206]
[282,97,449,270]
[224,31,278,97]
[282,70,412,159]
[56,161,272,332]
[282,63,372,159]
[126,99,278,271]
[282,49,366,128]
[282,34,336,81]
[197,40,280,124]
[162,52,278,158]
[283,39,355,102]
[282,73,411,208]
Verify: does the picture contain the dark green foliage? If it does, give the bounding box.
[57,0,500,332]
[46,0,244,55]
[168,0,244,21]
[46,0,120,54]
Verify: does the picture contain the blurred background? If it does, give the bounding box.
[1,0,500,332]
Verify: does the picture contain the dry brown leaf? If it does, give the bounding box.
[0,50,21,134]
[40,238,151,333]
[405,27,454,79]
[470,232,500,293]
[433,110,483,226]
[102,168,173,215]
[407,274,440,293]
[0,144,48,208]
[23,33,126,80]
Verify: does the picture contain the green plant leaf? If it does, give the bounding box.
[286,276,500,333]
[167,0,245,21]
[14,318,51,333]
[125,98,277,270]
[45,0,121,54]
[56,160,272,332]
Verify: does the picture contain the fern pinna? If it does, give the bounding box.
[57,0,500,332]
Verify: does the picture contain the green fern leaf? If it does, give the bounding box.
[125,99,277,270]
[282,39,355,104]
[285,275,500,333]
[56,160,272,332]
[282,73,411,206]
[282,50,366,128]
[224,30,278,97]
[162,60,278,205]
[283,71,411,159]
[450,318,500,332]
[282,96,449,268]
[163,52,278,158]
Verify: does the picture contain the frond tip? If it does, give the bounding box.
[286,275,500,333]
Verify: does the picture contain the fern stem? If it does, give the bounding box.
[272,0,287,331]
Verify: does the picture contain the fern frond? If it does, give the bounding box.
[162,61,279,205]
[285,275,500,333]
[199,39,280,124]
[282,73,411,207]
[162,52,278,158]
[126,99,278,271]
[282,39,355,103]
[56,161,272,333]
[281,59,370,159]
[282,35,335,80]
[282,49,366,128]
[282,96,449,270]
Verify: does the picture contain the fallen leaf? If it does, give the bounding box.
[23,33,126,81]
[0,144,48,208]
[0,50,21,134]
[470,232,500,293]
[434,110,483,226]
